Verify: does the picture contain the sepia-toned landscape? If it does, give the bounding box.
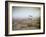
[12,16,40,30]
[12,7,41,30]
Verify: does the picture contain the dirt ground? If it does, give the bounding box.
[12,17,40,30]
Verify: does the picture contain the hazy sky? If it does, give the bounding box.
[12,6,40,19]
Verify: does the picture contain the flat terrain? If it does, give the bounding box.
[12,17,40,30]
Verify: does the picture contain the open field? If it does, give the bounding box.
[12,17,40,30]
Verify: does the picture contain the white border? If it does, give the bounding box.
[8,2,44,34]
